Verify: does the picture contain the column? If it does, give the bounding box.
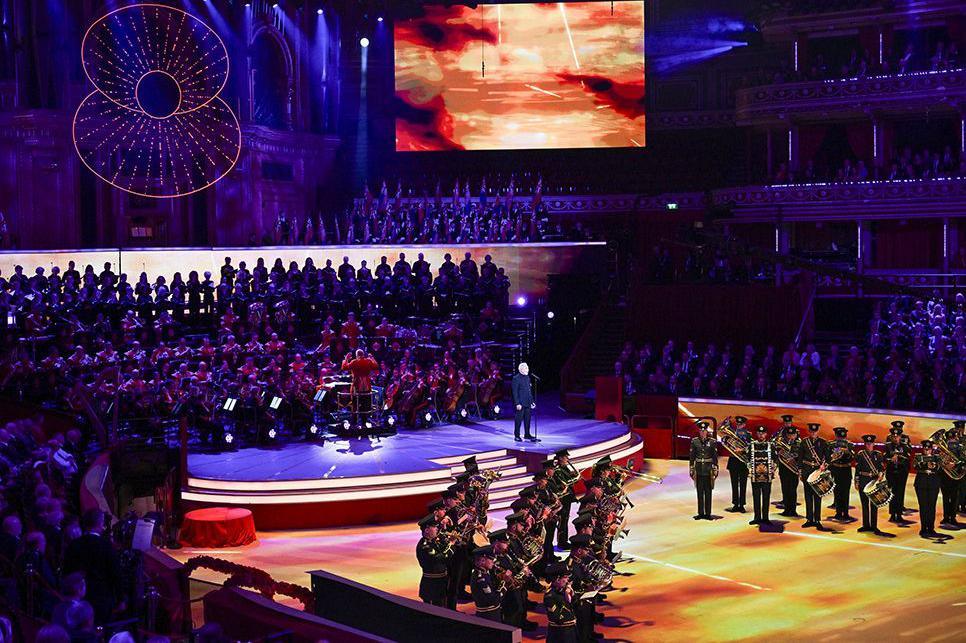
[766,128,774,180]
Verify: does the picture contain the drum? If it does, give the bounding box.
[806,468,835,497]
[863,477,893,507]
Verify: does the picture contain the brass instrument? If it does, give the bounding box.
[929,429,966,480]
[717,417,750,465]
[774,435,800,476]
[611,464,664,484]
[582,559,614,592]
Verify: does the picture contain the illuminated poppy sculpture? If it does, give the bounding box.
[73,4,241,198]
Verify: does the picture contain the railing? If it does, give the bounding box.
[735,68,966,123]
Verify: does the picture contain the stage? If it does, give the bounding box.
[183,400,644,529]
[172,457,966,642]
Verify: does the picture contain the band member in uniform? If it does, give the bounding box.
[914,439,943,539]
[689,421,717,520]
[939,422,963,528]
[828,427,855,522]
[511,362,536,442]
[798,423,829,530]
[953,420,966,515]
[566,533,600,643]
[855,434,889,536]
[725,416,750,513]
[470,545,504,622]
[544,562,578,643]
[776,424,802,518]
[884,421,911,524]
[552,449,580,549]
[489,529,536,630]
[749,426,776,526]
[441,488,469,608]
[416,515,453,606]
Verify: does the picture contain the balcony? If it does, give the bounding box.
[734,69,966,125]
[712,177,966,220]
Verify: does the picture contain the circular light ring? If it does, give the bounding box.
[73,90,241,199]
[81,3,229,116]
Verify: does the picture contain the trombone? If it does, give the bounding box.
[613,464,664,484]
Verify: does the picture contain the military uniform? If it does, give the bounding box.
[883,423,911,522]
[726,418,751,512]
[776,424,802,518]
[827,427,854,521]
[797,424,829,527]
[552,450,580,548]
[748,428,776,525]
[855,436,884,533]
[470,546,503,622]
[491,529,530,630]
[566,535,599,643]
[914,443,942,538]
[416,529,452,606]
[939,429,963,526]
[689,426,717,519]
[544,562,579,643]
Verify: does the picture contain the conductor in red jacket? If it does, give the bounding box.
[342,350,379,422]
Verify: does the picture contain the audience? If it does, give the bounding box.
[771,144,965,185]
[614,293,966,413]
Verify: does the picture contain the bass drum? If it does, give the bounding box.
[863,477,893,507]
[806,468,835,497]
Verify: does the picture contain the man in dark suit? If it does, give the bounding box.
[511,362,536,442]
[63,510,123,624]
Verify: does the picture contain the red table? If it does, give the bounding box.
[179,507,257,548]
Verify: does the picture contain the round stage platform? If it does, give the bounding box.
[183,402,644,529]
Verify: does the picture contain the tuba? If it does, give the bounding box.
[929,430,966,480]
[718,417,750,465]
[774,435,800,476]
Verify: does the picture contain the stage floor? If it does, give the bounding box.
[188,401,626,482]
[171,456,966,641]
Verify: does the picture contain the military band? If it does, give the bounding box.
[775,418,802,518]
[938,422,964,528]
[828,427,855,522]
[854,434,889,535]
[725,416,750,513]
[914,440,942,538]
[798,422,830,530]
[415,449,634,636]
[884,421,912,523]
[748,425,776,526]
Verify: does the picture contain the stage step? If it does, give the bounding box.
[431,449,508,467]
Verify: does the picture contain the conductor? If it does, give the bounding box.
[512,362,537,443]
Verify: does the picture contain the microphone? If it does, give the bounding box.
[530,373,541,382]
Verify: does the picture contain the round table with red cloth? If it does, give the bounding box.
[179,507,257,548]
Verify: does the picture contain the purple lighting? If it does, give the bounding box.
[516,296,527,307]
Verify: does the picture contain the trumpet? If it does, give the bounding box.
[612,465,664,484]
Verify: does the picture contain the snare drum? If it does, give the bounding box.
[806,468,835,497]
[862,477,893,507]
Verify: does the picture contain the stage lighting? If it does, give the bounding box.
[318,9,323,15]
[516,296,527,307]
[309,424,318,434]
[343,420,351,430]
[365,421,373,429]
[224,433,234,444]
[424,411,433,423]
[360,37,370,48]
[387,416,396,427]
[272,3,279,8]
[268,428,277,439]
[547,311,555,319]
[377,16,383,22]
[460,408,468,419]
[493,405,501,416]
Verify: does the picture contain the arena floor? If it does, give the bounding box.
[170,457,966,642]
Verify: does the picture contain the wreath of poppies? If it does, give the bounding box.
[73,3,241,198]
[183,555,316,611]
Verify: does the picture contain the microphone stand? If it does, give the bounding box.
[530,373,540,443]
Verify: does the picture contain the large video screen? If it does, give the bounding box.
[394,1,645,152]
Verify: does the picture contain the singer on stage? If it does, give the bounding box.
[511,362,536,442]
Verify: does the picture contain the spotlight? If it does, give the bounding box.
[272,3,278,8]
[547,311,555,319]
[493,405,501,416]
[224,433,234,444]
[516,296,527,307]
[309,424,318,434]
[360,37,370,48]
[268,428,277,439]
[424,411,433,422]
[318,8,323,15]
[387,416,396,427]
[377,16,383,22]
[460,408,468,419]
[343,420,351,430]
[365,421,373,430]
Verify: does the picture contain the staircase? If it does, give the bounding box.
[573,302,628,393]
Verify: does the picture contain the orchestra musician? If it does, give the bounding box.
[725,415,750,513]
[566,533,602,642]
[689,421,717,520]
[748,426,776,526]
[884,421,911,524]
[544,562,579,643]
[490,529,536,631]
[552,449,580,549]
[797,422,829,530]
[469,545,503,623]
[416,515,452,607]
